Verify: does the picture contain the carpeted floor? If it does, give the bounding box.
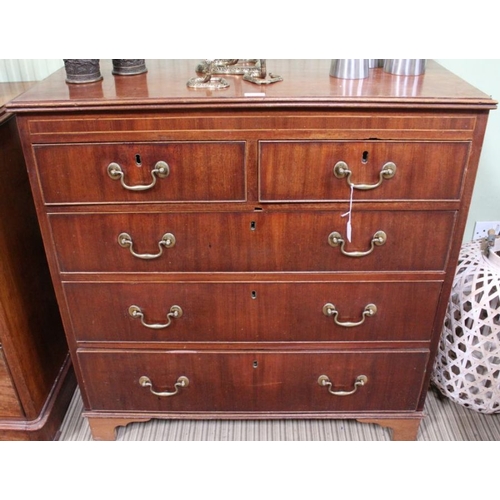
[57,384,500,441]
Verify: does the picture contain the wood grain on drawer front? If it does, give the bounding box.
[50,210,456,273]
[34,142,246,204]
[78,349,429,412]
[0,348,23,417]
[65,281,442,343]
[259,141,470,201]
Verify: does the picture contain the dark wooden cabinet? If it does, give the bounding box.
[8,60,496,440]
[0,82,75,440]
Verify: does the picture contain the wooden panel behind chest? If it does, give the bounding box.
[0,89,75,439]
[0,349,22,417]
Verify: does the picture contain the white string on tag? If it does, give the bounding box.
[341,185,354,242]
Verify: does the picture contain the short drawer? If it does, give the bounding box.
[0,348,22,417]
[78,349,429,412]
[65,281,442,343]
[34,142,246,204]
[259,141,470,201]
[50,210,455,273]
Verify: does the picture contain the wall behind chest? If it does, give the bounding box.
[0,59,64,83]
[436,59,500,240]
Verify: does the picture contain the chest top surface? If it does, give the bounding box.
[6,60,497,113]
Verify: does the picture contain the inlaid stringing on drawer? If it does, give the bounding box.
[34,141,247,204]
[78,349,430,413]
[27,113,477,137]
[64,280,443,343]
[259,140,470,202]
[49,210,456,273]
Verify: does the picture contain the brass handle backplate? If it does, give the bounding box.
[129,305,183,329]
[328,230,386,257]
[118,232,176,260]
[318,374,368,396]
[139,375,189,397]
[334,161,396,190]
[107,161,170,191]
[323,303,377,327]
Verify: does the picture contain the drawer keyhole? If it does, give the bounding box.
[135,154,142,166]
[251,290,257,299]
[362,151,369,164]
[250,221,256,231]
[253,360,258,368]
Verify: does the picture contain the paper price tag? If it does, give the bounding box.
[341,185,354,242]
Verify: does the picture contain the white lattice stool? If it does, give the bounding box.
[432,232,500,413]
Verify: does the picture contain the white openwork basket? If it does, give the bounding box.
[432,234,500,414]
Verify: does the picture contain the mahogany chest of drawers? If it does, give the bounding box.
[8,60,496,440]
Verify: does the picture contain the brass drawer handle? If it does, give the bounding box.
[334,161,396,190]
[118,232,176,259]
[107,160,170,191]
[129,305,183,329]
[328,230,386,257]
[323,303,377,327]
[139,375,189,397]
[318,374,368,396]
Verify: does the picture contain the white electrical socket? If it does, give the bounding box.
[472,221,500,240]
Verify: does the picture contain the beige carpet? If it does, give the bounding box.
[58,385,500,441]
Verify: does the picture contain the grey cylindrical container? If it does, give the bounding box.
[383,59,426,75]
[330,59,370,79]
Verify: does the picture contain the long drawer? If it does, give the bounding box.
[65,281,442,343]
[50,210,456,273]
[78,349,429,412]
[34,142,246,204]
[259,140,470,201]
